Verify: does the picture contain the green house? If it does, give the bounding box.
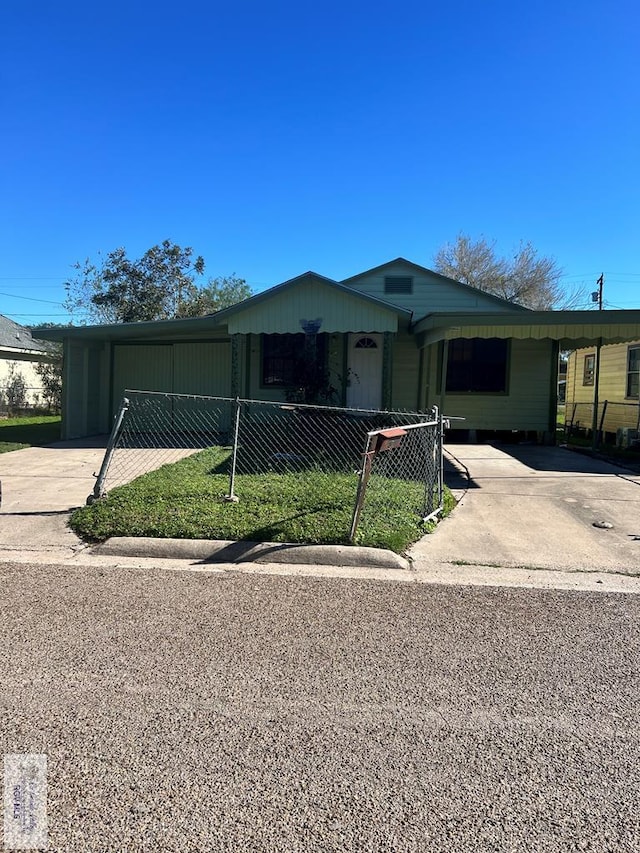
[36,259,640,441]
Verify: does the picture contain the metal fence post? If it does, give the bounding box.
[87,397,130,503]
[349,433,376,542]
[437,405,444,513]
[224,397,242,502]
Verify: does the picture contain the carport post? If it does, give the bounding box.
[591,338,602,451]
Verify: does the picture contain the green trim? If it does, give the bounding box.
[435,341,444,395]
[245,334,251,398]
[549,340,560,433]
[231,335,241,397]
[341,333,348,406]
[111,338,229,347]
[382,332,393,409]
[417,346,425,411]
[108,342,115,421]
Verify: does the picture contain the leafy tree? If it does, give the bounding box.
[433,234,584,310]
[64,240,206,324]
[176,275,253,318]
[29,324,64,412]
[32,360,61,412]
[2,362,28,414]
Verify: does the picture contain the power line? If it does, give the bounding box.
[0,291,64,305]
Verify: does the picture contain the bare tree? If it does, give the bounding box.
[433,234,586,310]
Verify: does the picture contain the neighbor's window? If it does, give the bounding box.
[583,353,595,386]
[261,333,327,387]
[445,338,508,393]
[627,345,640,398]
[384,276,413,295]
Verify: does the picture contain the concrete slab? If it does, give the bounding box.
[411,443,640,575]
[0,438,108,551]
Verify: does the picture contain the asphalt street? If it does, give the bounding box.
[1,564,639,852]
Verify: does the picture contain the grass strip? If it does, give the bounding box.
[0,415,61,453]
[71,446,455,553]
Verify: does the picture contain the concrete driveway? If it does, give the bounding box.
[0,438,107,551]
[411,443,640,574]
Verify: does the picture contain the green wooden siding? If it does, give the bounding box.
[426,338,554,431]
[345,260,520,316]
[112,344,174,412]
[65,343,85,437]
[173,342,231,396]
[391,333,420,410]
[111,341,231,411]
[228,279,399,334]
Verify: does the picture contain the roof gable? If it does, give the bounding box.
[342,257,530,315]
[222,272,409,335]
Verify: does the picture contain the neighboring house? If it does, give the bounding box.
[565,341,640,437]
[34,259,640,441]
[0,314,54,409]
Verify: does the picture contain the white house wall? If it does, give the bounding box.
[0,358,47,407]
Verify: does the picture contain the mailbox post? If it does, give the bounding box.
[349,427,407,542]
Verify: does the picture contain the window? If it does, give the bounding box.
[445,338,508,393]
[261,333,327,387]
[384,276,413,295]
[627,345,640,398]
[583,353,595,386]
[354,336,378,349]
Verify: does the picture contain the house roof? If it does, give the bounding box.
[0,315,52,356]
[34,271,412,342]
[341,257,531,313]
[206,271,413,326]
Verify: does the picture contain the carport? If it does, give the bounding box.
[412,309,640,441]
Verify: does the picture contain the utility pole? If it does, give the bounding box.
[590,274,604,451]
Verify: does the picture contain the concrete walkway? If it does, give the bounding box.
[410,443,640,575]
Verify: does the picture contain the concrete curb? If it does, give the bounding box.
[91,537,410,570]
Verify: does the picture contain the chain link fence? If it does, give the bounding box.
[89,390,446,542]
[566,400,640,447]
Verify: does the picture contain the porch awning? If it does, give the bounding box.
[412,309,640,348]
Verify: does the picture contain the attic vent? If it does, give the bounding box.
[384,276,413,295]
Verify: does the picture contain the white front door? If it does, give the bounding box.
[347,333,383,410]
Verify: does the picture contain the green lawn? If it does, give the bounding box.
[71,447,455,554]
[0,415,61,453]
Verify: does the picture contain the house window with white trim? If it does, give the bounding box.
[583,354,595,386]
[627,345,640,399]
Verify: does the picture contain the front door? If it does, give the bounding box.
[347,333,383,410]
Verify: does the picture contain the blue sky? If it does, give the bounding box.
[2,0,639,325]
